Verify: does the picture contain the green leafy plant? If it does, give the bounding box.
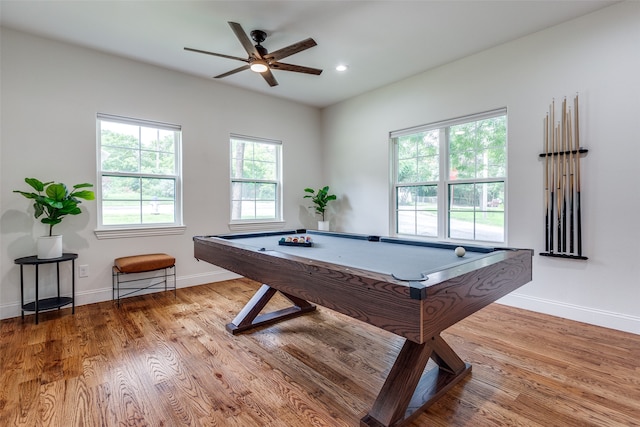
[304,186,337,221]
[14,178,95,236]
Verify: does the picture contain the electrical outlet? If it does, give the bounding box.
[79,265,89,277]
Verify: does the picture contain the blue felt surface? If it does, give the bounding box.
[228,232,493,281]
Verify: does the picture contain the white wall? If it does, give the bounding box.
[0,28,323,318]
[2,3,639,335]
[322,1,640,334]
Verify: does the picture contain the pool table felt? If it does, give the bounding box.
[227,233,494,282]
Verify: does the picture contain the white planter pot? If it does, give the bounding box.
[37,235,63,259]
[317,220,330,231]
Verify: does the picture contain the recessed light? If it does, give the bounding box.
[335,64,348,72]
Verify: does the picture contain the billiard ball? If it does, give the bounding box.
[455,246,466,257]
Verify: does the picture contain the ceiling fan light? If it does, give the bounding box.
[250,61,269,73]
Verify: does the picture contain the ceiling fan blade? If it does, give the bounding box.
[184,47,248,63]
[269,62,323,75]
[265,38,317,62]
[261,68,279,87]
[228,21,261,59]
[214,65,250,79]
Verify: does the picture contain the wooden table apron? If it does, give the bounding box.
[193,233,532,427]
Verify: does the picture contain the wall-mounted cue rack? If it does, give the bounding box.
[539,94,588,260]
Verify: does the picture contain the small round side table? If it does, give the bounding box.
[14,253,78,324]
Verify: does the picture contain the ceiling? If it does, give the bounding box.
[0,1,618,108]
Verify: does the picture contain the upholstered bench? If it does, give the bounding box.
[112,253,176,306]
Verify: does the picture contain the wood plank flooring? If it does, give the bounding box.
[1,278,638,426]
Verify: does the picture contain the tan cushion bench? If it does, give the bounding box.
[112,253,176,305]
[114,253,175,274]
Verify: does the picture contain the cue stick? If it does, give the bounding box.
[548,99,556,253]
[544,115,550,252]
[556,123,562,253]
[574,94,583,256]
[567,108,575,254]
[561,98,568,253]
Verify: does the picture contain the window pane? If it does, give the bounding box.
[256,201,275,219]
[256,183,276,200]
[102,176,140,201]
[397,211,416,235]
[232,200,256,220]
[102,200,141,225]
[140,127,176,153]
[449,182,504,242]
[231,139,277,180]
[101,121,139,148]
[487,148,506,177]
[397,130,439,183]
[143,199,175,224]
[231,181,277,221]
[240,182,255,199]
[102,176,177,225]
[449,115,506,179]
[140,150,176,175]
[101,146,140,173]
[398,158,417,183]
[230,140,246,179]
[141,178,175,223]
[416,155,439,182]
[396,185,437,237]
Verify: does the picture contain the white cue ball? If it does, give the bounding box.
[455,246,466,257]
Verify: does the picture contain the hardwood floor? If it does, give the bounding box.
[1,278,638,426]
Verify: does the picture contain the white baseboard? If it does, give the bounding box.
[499,293,640,335]
[0,270,240,321]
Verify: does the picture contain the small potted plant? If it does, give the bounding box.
[304,186,337,231]
[14,178,95,259]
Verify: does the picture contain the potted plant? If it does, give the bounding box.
[14,178,95,259]
[304,186,336,231]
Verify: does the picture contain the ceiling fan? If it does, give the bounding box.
[185,21,322,87]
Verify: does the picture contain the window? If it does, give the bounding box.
[392,109,507,243]
[230,135,282,223]
[97,114,182,232]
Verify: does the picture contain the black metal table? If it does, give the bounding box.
[15,253,78,324]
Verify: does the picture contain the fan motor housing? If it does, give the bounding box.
[250,30,267,44]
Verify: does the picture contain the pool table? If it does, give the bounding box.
[193,230,532,427]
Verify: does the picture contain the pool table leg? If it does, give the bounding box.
[226,284,316,334]
[360,335,471,427]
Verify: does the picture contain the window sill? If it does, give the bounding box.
[94,225,187,240]
[228,221,286,233]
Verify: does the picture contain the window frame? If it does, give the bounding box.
[229,134,283,230]
[95,113,185,239]
[390,108,507,244]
